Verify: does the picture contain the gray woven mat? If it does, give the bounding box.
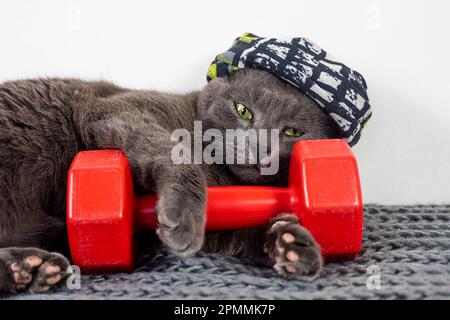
[7,205,450,300]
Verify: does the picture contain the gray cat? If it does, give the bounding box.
[0,69,340,294]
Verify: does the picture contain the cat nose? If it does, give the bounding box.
[258,156,272,168]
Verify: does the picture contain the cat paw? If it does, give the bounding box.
[156,193,206,257]
[264,214,322,280]
[2,248,70,294]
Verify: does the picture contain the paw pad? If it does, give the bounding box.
[24,256,43,268]
[10,262,21,272]
[281,233,295,244]
[43,263,61,274]
[284,265,297,274]
[268,221,289,233]
[13,269,32,284]
[46,274,63,285]
[286,250,300,262]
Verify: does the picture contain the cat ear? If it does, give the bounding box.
[199,77,229,111]
[203,77,226,93]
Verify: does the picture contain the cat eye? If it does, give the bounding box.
[283,127,304,137]
[235,102,253,120]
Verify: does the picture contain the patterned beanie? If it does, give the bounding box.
[207,32,372,146]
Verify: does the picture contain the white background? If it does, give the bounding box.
[0,0,449,204]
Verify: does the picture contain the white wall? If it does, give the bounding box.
[0,0,449,204]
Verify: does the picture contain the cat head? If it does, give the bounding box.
[197,69,340,185]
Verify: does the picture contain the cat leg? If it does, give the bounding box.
[117,133,208,256]
[0,247,70,295]
[152,163,207,256]
[203,228,266,258]
[81,112,207,257]
[264,214,322,279]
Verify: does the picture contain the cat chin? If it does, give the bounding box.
[226,164,278,185]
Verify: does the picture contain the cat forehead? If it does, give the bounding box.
[230,75,303,103]
[228,81,300,105]
[256,92,327,124]
[256,87,309,111]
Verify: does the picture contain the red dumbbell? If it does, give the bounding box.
[66,139,363,273]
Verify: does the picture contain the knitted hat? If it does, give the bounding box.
[207,32,372,146]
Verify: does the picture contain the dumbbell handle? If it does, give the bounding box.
[135,186,295,230]
[134,184,361,258]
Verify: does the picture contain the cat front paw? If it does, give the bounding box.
[156,191,206,257]
[0,247,70,294]
[264,214,322,280]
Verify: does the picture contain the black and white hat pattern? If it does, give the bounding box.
[207,32,372,146]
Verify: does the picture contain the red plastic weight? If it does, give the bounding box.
[67,139,363,273]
